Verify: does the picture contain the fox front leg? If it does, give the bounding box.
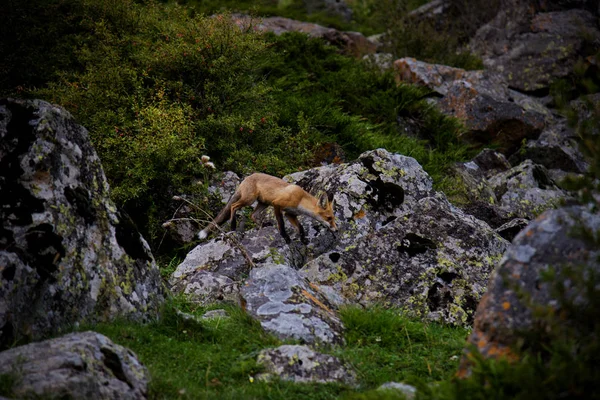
[273,206,291,244]
[285,213,307,245]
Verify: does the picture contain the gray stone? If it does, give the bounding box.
[170,269,240,306]
[469,4,600,92]
[0,331,149,399]
[300,194,508,325]
[460,205,600,374]
[0,99,163,348]
[509,118,589,173]
[256,345,356,384]
[488,160,569,219]
[241,263,344,344]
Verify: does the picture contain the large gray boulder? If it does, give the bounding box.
[460,205,600,375]
[0,331,149,399]
[0,99,164,348]
[301,194,508,325]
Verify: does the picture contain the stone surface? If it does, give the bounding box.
[460,205,600,374]
[301,194,508,325]
[0,331,149,399]
[494,218,530,241]
[509,118,589,173]
[241,263,344,344]
[469,4,600,92]
[170,269,240,306]
[488,160,568,219]
[256,345,356,384]
[0,99,163,348]
[394,58,548,152]
[231,14,377,57]
[438,80,546,152]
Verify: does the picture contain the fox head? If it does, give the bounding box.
[317,193,337,232]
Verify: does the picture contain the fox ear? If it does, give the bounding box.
[318,192,328,208]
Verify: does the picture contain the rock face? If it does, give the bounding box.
[469,1,600,92]
[241,263,344,344]
[301,194,508,325]
[394,57,548,152]
[256,345,356,384]
[460,205,600,375]
[0,99,163,348]
[0,331,149,399]
[172,149,508,326]
[231,14,378,57]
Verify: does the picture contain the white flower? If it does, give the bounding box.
[204,161,216,170]
[201,155,211,163]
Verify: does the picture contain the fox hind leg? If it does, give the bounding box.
[274,206,291,243]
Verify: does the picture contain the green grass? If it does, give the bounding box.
[74,300,467,399]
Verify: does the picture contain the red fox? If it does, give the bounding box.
[198,173,337,244]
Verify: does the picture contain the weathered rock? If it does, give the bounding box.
[394,58,547,151]
[241,263,344,344]
[472,149,512,176]
[378,382,417,399]
[162,199,199,244]
[459,200,514,229]
[301,194,508,325]
[170,269,240,306]
[488,160,568,219]
[231,14,377,57]
[460,205,600,375]
[469,4,600,92]
[207,171,241,204]
[256,345,356,384]
[439,80,546,152]
[508,118,589,173]
[0,331,149,399]
[0,99,163,348]
[494,218,530,241]
[449,161,498,205]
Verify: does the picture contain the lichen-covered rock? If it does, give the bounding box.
[472,149,511,176]
[171,149,435,304]
[301,194,508,325]
[488,160,568,219]
[0,99,163,348]
[469,5,600,92]
[170,270,240,306]
[460,205,600,375]
[0,331,149,399]
[231,14,377,57]
[256,345,356,384]
[241,263,344,344]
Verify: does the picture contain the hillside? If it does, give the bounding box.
[1,0,599,399]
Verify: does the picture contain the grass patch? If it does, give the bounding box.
[81,300,467,399]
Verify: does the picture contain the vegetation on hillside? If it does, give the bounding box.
[1,0,474,251]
